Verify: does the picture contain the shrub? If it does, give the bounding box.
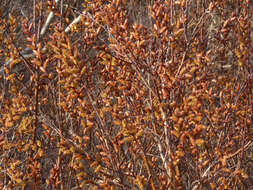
[0,0,252,189]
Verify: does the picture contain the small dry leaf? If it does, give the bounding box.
[195,139,205,146]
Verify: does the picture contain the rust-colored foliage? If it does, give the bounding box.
[0,0,252,189]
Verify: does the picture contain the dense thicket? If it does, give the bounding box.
[0,0,252,189]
